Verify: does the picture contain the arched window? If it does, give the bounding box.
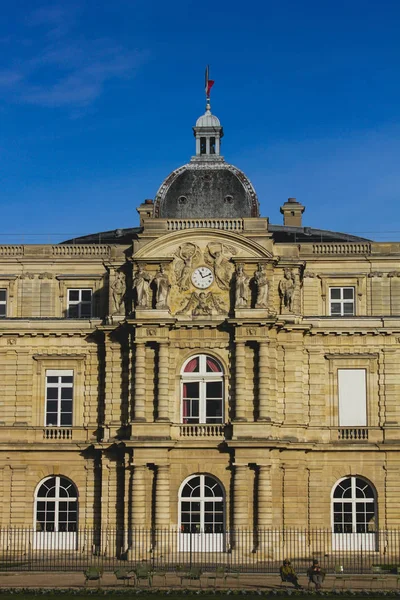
[180,474,225,534]
[35,476,78,533]
[332,476,376,534]
[181,355,224,424]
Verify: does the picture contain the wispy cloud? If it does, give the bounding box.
[0,4,146,110]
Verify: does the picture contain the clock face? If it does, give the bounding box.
[191,266,214,289]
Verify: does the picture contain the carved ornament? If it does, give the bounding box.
[177,291,226,316]
[204,242,236,290]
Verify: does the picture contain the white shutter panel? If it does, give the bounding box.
[338,369,367,426]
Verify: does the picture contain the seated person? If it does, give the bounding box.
[307,559,325,591]
[280,559,301,588]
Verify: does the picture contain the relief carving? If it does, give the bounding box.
[177,291,226,316]
[254,264,269,309]
[204,242,236,290]
[278,268,296,312]
[235,264,249,308]
[173,243,201,291]
[132,264,152,308]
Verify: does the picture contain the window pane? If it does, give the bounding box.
[0,290,6,301]
[68,290,79,301]
[206,357,221,373]
[80,304,92,318]
[46,388,58,399]
[330,289,341,299]
[46,414,58,426]
[184,382,199,398]
[68,305,79,318]
[61,376,73,384]
[0,305,5,317]
[184,357,199,373]
[61,400,72,412]
[206,381,223,398]
[343,288,354,299]
[81,290,92,302]
[61,388,73,400]
[206,399,223,421]
[47,376,59,384]
[343,302,354,315]
[60,413,72,426]
[330,303,341,315]
[46,401,58,413]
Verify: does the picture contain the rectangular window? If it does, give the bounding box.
[0,289,6,318]
[67,289,92,318]
[338,368,367,426]
[330,287,355,316]
[45,369,73,427]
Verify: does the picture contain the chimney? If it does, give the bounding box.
[280,197,305,227]
[137,199,154,226]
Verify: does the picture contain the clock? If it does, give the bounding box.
[191,266,214,289]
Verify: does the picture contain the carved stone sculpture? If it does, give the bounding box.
[278,268,296,312]
[111,271,125,315]
[154,264,171,310]
[177,291,226,316]
[174,243,201,291]
[204,242,236,290]
[235,264,249,308]
[254,264,269,308]
[133,264,152,308]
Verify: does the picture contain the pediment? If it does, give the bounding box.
[133,229,273,261]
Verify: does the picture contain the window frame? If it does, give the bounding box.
[67,288,92,319]
[331,476,377,534]
[329,286,355,316]
[34,476,78,533]
[326,355,378,428]
[338,368,367,427]
[180,355,224,424]
[179,474,225,534]
[0,288,6,318]
[45,369,74,428]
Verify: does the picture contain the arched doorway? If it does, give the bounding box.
[179,474,225,552]
[34,476,78,550]
[332,476,378,550]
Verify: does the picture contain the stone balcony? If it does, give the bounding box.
[0,426,95,445]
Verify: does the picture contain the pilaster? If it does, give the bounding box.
[234,342,247,421]
[157,342,170,421]
[258,341,271,421]
[133,342,146,422]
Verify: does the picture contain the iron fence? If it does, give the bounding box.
[0,528,399,573]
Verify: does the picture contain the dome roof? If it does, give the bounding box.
[195,109,221,128]
[153,161,259,219]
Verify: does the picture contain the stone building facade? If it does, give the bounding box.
[1,99,400,556]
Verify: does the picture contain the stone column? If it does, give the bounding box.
[258,465,272,528]
[155,465,170,528]
[123,456,131,551]
[157,342,170,421]
[131,465,148,527]
[133,342,146,421]
[233,464,249,529]
[129,464,148,558]
[258,341,270,421]
[235,342,247,421]
[257,464,274,558]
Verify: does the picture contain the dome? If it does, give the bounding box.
[195,109,221,128]
[154,162,259,219]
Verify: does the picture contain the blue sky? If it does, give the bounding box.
[1,0,400,243]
